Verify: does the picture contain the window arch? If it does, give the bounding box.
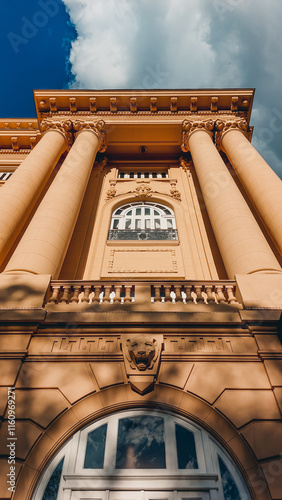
[33,410,251,500]
[108,202,178,240]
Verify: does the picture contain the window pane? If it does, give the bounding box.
[145,208,150,215]
[84,424,107,469]
[154,210,159,216]
[155,219,161,229]
[130,172,134,178]
[175,424,198,469]
[42,457,64,500]
[119,172,125,178]
[145,219,151,229]
[144,172,149,178]
[218,456,242,500]
[167,219,173,229]
[137,172,142,178]
[152,172,157,178]
[113,219,119,229]
[125,219,132,229]
[136,208,141,215]
[135,219,141,229]
[126,210,132,216]
[162,172,167,178]
[116,416,166,469]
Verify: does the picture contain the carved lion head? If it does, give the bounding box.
[126,335,156,371]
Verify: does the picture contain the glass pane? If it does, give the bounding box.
[130,172,134,178]
[145,208,150,215]
[218,455,242,500]
[125,219,132,229]
[145,172,149,178]
[113,219,119,229]
[135,219,141,229]
[152,172,157,178]
[126,210,132,216]
[137,172,142,178]
[175,424,198,469]
[116,416,166,469]
[167,219,173,229]
[154,210,159,216]
[42,457,64,500]
[115,209,122,215]
[161,172,167,178]
[84,424,107,469]
[145,219,151,229]
[155,219,161,229]
[119,172,125,178]
[136,208,141,215]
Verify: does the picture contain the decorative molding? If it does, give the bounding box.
[108,248,178,273]
[106,180,117,200]
[134,182,153,198]
[41,119,73,145]
[73,119,107,152]
[215,119,248,149]
[179,156,191,172]
[181,119,214,152]
[169,180,181,201]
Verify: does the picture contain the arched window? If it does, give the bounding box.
[108,202,178,240]
[33,410,251,500]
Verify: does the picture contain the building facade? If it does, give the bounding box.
[0,89,282,500]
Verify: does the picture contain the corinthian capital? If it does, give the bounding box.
[215,119,248,149]
[181,120,214,152]
[41,119,73,145]
[73,120,107,152]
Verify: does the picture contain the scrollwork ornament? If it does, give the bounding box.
[181,119,214,152]
[41,119,73,145]
[73,119,107,152]
[134,183,153,198]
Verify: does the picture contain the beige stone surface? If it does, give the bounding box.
[204,408,237,442]
[241,421,282,459]
[0,360,21,386]
[215,390,281,427]
[264,360,282,387]
[0,420,42,459]
[247,465,272,500]
[10,389,68,427]
[99,385,129,408]
[5,129,100,278]
[16,361,97,403]
[92,362,125,389]
[45,407,79,443]
[274,387,282,415]
[260,460,282,499]
[227,433,257,470]
[71,392,104,421]
[0,274,51,308]
[188,129,281,277]
[0,130,66,265]
[255,334,282,351]
[186,362,270,403]
[159,362,194,389]
[179,390,212,421]
[222,128,282,256]
[236,273,282,309]
[0,333,31,352]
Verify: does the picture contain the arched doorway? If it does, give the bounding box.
[33,409,251,500]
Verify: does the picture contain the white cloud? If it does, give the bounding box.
[62,0,282,176]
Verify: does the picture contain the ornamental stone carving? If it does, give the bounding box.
[169,180,181,201]
[215,119,248,148]
[134,182,153,198]
[181,119,214,152]
[41,119,73,145]
[73,119,107,152]
[106,180,117,199]
[121,334,163,394]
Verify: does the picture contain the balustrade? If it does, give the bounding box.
[47,281,240,307]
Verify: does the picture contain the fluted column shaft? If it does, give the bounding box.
[182,122,281,278]
[220,125,282,255]
[0,125,69,264]
[4,121,105,278]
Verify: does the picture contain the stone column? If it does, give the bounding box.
[182,120,281,278]
[4,120,106,278]
[217,119,282,256]
[0,120,71,264]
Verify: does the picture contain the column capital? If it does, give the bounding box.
[73,119,107,152]
[215,119,248,148]
[41,119,73,146]
[181,120,214,152]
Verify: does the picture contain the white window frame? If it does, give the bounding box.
[110,203,176,231]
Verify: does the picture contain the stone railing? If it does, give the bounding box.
[108,229,178,241]
[46,280,240,306]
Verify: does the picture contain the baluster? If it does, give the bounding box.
[114,285,122,303]
[195,285,204,303]
[175,286,182,302]
[205,285,215,303]
[104,286,111,303]
[154,285,162,302]
[92,286,100,303]
[70,286,81,303]
[184,285,193,303]
[226,285,237,304]
[164,285,171,302]
[59,286,70,303]
[215,285,227,303]
[124,285,132,303]
[49,286,60,304]
[81,285,91,303]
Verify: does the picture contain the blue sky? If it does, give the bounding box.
[1,0,282,177]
